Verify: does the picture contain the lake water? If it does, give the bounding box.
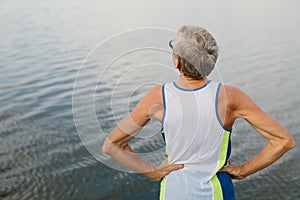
[1,0,300,199]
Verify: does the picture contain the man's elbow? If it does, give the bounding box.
[102,138,130,155]
[102,139,113,155]
[282,136,295,151]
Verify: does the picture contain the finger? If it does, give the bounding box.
[225,160,233,167]
[173,164,184,169]
[219,166,230,173]
[231,175,244,180]
[165,164,184,171]
[159,164,183,177]
[219,162,235,173]
[219,160,237,170]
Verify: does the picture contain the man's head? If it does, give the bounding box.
[170,25,219,79]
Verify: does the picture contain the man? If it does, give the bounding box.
[102,25,295,199]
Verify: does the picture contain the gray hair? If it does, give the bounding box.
[173,25,219,79]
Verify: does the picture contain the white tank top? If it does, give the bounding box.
[161,80,232,200]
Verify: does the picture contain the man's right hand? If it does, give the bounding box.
[143,160,184,181]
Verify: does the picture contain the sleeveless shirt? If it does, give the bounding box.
[160,80,234,200]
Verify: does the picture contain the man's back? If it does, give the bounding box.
[161,81,233,200]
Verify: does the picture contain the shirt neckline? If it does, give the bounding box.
[173,80,212,91]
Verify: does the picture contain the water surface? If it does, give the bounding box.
[1,0,299,199]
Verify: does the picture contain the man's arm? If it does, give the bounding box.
[220,86,295,179]
[102,86,183,180]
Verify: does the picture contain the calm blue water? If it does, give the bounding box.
[1,0,300,199]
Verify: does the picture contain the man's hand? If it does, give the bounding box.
[143,159,184,181]
[219,160,246,180]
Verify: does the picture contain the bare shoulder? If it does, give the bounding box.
[150,85,163,96]
[218,84,245,108]
[140,85,163,105]
[219,84,246,100]
[219,84,260,119]
[130,85,164,120]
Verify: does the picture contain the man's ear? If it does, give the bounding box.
[172,54,181,70]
